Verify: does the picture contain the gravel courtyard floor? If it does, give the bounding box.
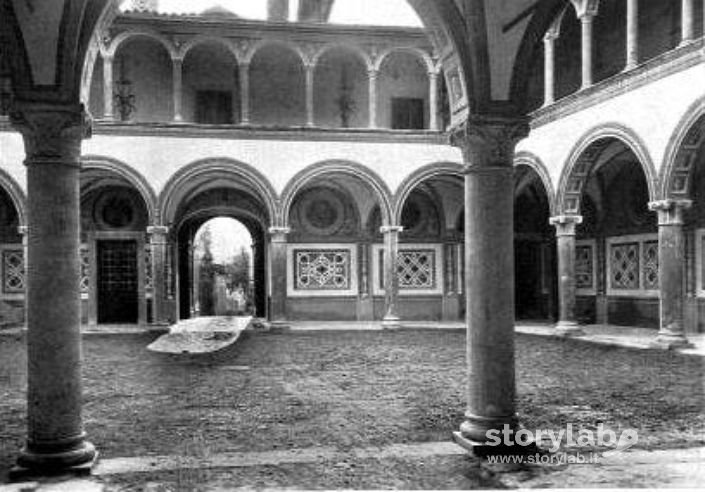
[1,329,703,488]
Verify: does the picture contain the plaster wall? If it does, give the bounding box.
[517,62,705,200]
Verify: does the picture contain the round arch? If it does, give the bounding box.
[159,158,279,227]
[81,155,158,224]
[393,162,464,225]
[106,29,178,60]
[557,123,658,215]
[178,36,240,63]
[245,39,307,66]
[0,168,27,228]
[514,151,557,216]
[374,46,435,74]
[280,160,394,227]
[659,96,705,200]
[312,43,373,72]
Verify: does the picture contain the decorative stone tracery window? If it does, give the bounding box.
[372,243,444,296]
[606,234,659,297]
[286,244,358,297]
[575,239,596,295]
[1,246,24,296]
[80,245,90,298]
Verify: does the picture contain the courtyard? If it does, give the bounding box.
[1,328,703,489]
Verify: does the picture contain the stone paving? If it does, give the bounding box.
[2,443,704,490]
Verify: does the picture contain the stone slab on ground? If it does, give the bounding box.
[147,316,251,354]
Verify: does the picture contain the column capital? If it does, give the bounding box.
[10,103,91,165]
[550,215,583,236]
[268,227,291,242]
[380,225,404,234]
[449,115,529,168]
[570,0,599,19]
[367,68,379,79]
[146,225,169,237]
[648,199,693,225]
[17,225,28,236]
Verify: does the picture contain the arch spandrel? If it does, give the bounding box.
[158,158,279,228]
[556,124,658,215]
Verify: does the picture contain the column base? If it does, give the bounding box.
[555,321,585,337]
[267,320,290,333]
[14,439,97,476]
[381,316,402,329]
[650,331,693,350]
[453,431,539,460]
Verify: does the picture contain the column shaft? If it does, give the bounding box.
[305,64,315,127]
[625,0,639,70]
[543,34,556,106]
[239,63,251,125]
[681,0,694,45]
[172,58,183,122]
[550,215,584,336]
[649,200,693,348]
[11,104,96,470]
[102,55,114,120]
[580,15,594,89]
[451,117,528,447]
[381,226,403,328]
[368,70,378,129]
[269,228,289,327]
[428,71,439,130]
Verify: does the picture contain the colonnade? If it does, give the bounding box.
[550,198,693,348]
[100,50,443,130]
[8,99,525,468]
[542,0,703,106]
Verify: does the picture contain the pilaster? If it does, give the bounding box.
[102,54,115,120]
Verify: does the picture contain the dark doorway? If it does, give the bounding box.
[195,90,233,124]
[515,239,554,320]
[391,97,424,129]
[97,240,139,324]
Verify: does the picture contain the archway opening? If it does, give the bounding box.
[567,138,657,327]
[80,168,151,325]
[396,172,463,321]
[191,217,255,317]
[514,165,556,322]
[0,185,23,328]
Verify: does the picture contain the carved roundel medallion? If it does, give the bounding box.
[94,189,138,230]
[299,188,345,236]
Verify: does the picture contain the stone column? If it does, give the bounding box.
[172,57,184,123]
[648,199,693,348]
[428,70,440,131]
[380,225,403,328]
[543,31,557,106]
[102,54,114,120]
[625,0,639,70]
[268,227,290,328]
[579,12,595,90]
[450,116,528,448]
[147,226,170,326]
[239,62,251,125]
[368,69,378,129]
[681,0,694,45]
[550,215,585,336]
[305,64,315,127]
[10,103,97,471]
